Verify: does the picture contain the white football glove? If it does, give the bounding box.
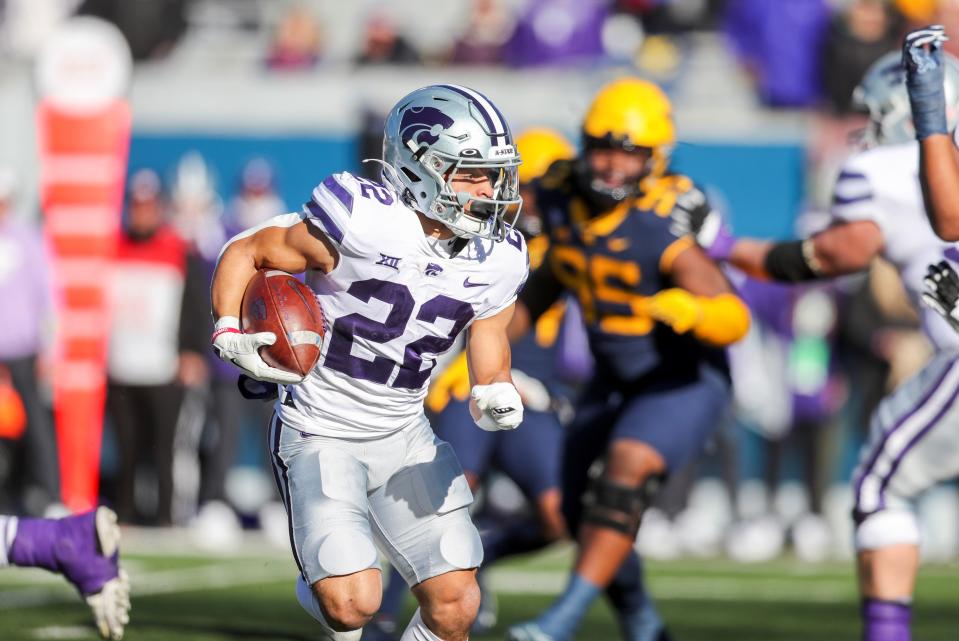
[922,260,959,332]
[471,381,524,431]
[211,316,305,385]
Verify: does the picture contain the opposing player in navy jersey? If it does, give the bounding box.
[211,85,529,641]
[692,50,959,641]
[507,78,751,641]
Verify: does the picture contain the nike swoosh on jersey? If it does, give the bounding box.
[463,277,489,288]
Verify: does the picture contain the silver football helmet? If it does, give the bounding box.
[854,50,959,146]
[381,84,522,240]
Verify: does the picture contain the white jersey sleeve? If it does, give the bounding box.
[829,143,959,352]
[473,229,530,320]
[829,154,890,236]
[304,172,363,249]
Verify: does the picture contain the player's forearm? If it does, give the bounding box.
[726,238,775,279]
[467,308,514,388]
[920,134,959,241]
[466,334,512,386]
[211,237,258,320]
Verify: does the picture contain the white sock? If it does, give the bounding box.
[400,608,445,641]
[0,515,17,567]
[295,575,362,641]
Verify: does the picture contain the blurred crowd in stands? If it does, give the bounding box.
[0,0,957,561]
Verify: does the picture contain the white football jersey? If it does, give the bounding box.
[260,171,528,438]
[831,141,959,351]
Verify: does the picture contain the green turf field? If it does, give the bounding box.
[1,537,955,640]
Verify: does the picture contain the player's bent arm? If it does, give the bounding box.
[726,220,883,281]
[212,221,337,320]
[919,134,959,241]
[209,221,338,386]
[649,244,750,346]
[466,303,524,431]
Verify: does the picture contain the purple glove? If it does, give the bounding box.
[701,219,736,261]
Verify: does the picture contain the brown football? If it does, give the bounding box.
[241,269,325,377]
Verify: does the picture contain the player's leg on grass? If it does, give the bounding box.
[365,420,484,641]
[851,352,959,641]
[508,438,665,641]
[509,369,728,641]
[0,508,130,640]
[364,399,492,641]
[505,382,618,641]
[269,414,383,636]
[402,569,479,641]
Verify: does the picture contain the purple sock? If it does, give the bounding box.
[862,598,911,641]
[9,512,117,595]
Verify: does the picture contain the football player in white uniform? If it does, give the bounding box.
[210,85,529,641]
[681,52,959,641]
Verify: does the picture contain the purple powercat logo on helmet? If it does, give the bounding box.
[400,106,454,147]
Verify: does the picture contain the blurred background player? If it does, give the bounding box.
[0,507,129,640]
[106,169,209,526]
[689,49,959,641]
[0,167,60,514]
[507,77,750,641]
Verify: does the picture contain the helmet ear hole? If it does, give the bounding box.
[401,167,422,183]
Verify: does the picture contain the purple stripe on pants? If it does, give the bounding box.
[269,413,304,577]
[854,358,959,514]
[876,378,959,508]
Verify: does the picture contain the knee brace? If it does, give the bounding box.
[295,576,363,641]
[855,509,920,551]
[582,475,660,537]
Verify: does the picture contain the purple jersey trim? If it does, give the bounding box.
[322,175,354,213]
[305,200,345,244]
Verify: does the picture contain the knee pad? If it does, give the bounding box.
[436,513,484,572]
[295,576,363,641]
[855,509,920,551]
[310,528,378,579]
[582,475,660,537]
